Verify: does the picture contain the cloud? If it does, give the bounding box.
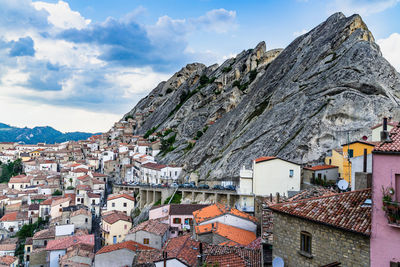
[0,1,238,131]
[328,0,400,16]
[194,8,237,33]
[378,33,400,72]
[32,1,91,30]
[9,36,35,57]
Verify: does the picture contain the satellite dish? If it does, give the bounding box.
[362,136,368,141]
[338,179,349,191]
[272,257,284,267]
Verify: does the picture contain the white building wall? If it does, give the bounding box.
[198,214,256,233]
[253,159,301,197]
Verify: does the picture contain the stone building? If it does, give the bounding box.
[269,189,371,267]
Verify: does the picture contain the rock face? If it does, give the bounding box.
[122,13,400,182]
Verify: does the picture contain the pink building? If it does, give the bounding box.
[371,121,400,266]
[149,204,207,237]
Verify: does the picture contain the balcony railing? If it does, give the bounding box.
[383,200,400,227]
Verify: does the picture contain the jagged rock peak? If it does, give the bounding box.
[119,13,400,182]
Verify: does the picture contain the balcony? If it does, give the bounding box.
[383,201,400,227]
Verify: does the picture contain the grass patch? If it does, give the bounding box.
[164,192,182,204]
[245,95,271,123]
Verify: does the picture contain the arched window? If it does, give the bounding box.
[300,231,312,255]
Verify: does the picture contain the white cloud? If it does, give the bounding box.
[33,0,90,30]
[0,94,120,132]
[328,0,400,16]
[377,33,400,72]
[194,8,237,33]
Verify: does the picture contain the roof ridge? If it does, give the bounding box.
[270,188,371,207]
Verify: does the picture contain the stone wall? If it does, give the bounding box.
[272,212,370,267]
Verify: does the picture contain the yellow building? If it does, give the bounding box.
[341,141,375,182]
[324,148,344,178]
[101,210,132,245]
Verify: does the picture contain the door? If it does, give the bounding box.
[113,236,117,244]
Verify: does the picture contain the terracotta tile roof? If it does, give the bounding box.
[71,208,91,218]
[87,192,100,198]
[374,124,400,153]
[204,244,261,267]
[195,222,257,246]
[205,253,246,267]
[141,162,166,170]
[9,175,31,184]
[0,244,16,251]
[160,234,199,266]
[0,255,17,265]
[129,219,168,236]
[287,187,336,202]
[193,203,258,224]
[46,234,94,251]
[33,228,55,240]
[133,249,162,265]
[102,210,131,224]
[254,156,276,163]
[76,184,91,191]
[218,240,240,247]
[107,193,135,202]
[245,237,262,249]
[96,240,153,255]
[0,211,18,222]
[51,197,70,207]
[92,172,107,177]
[269,189,371,236]
[304,165,338,171]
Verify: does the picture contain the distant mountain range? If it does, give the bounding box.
[0,123,100,144]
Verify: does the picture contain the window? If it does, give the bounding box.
[173,218,181,224]
[348,149,354,158]
[85,218,88,223]
[27,247,31,252]
[143,238,149,244]
[390,262,400,267]
[44,240,47,246]
[112,203,115,207]
[289,169,294,177]
[300,231,312,256]
[124,224,127,229]
[123,203,127,207]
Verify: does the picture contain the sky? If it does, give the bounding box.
[0,0,399,133]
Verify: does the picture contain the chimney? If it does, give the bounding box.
[380,117,392,143]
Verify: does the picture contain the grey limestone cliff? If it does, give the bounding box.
[122,13,400,182]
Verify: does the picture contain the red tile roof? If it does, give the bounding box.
[254,156,276,163]
[46,234,94,251]
[107,193,135,202]
[129,219,168,236]
[193,203,258,224]
[0,212,17,222]
[102,210,131,224]
[141,162,166,170]
[195,222,257,246]
[304,165,338,171]
[96,240,153,255]
[374,124,400,153]
[269,189,371,235]
[205,253,246,267]
[0,255,17,265]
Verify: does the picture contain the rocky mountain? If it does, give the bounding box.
[0,123,99,144]
[122,13,400,182]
